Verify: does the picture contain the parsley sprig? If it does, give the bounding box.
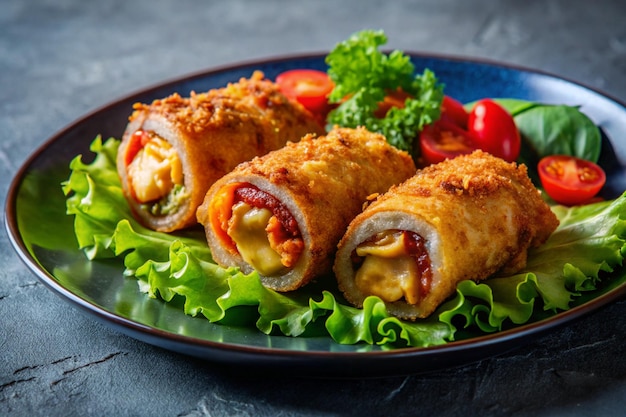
[325,30,443,156]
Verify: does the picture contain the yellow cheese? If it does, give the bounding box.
[227,202,285,276]
[355,231,406,257]
[127,136,183,203]
[354,231,421,304]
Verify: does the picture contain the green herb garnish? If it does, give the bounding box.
[325,29,443,156]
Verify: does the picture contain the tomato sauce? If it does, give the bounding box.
[403,231,432,298]
[234,185,300,237]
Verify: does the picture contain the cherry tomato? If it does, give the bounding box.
[467,99,521,162]
[538,155,606,205]
[275,69,334,114]
[419,119,477,165]
[441,95,469,128]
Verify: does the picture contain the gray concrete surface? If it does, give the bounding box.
[2,0,626,415]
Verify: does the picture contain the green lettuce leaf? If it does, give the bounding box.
[62,136,128,259]
[439,194,626,333]
[63,137,626,348]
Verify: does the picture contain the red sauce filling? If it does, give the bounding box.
[233,185,300,238]
[404,231,432,299]
[124,130,151,167]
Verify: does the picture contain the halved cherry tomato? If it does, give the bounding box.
[467,99,521,162]
[441,95,469,128]
[275,69,334,115]
[538,155,606,205]
[124,130,151,166]
[419,119,477,165]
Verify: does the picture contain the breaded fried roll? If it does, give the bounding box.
[196,127,416,292]
[117,71,324,232]
[334,150,559,319]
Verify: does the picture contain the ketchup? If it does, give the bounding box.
[403,231,432,298]
[233,185,300,237]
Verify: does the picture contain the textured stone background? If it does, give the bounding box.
[2,0,625,415]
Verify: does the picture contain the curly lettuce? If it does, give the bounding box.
[325,30,443,154]
[62,137,626,347]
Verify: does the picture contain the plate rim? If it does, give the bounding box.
[5,52,626,377]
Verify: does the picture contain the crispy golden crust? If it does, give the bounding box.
[117,71,324,232]
[334,150,560,319]
[197,126,417,291]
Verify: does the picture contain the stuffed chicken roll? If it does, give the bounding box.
[334,150,559,319]
[196,127,416,292]
[117,71,324,232]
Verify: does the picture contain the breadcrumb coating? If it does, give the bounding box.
[117,71,323,232]
[335,150,559,319]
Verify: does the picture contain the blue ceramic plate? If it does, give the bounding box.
[5,53,626,377]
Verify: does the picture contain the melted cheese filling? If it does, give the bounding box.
[227,202,287,276]
[127,136,183,203]
[354,231,421,304]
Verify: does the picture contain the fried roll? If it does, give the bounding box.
[196,127,416,291]
[334,150,559,319]
[117,71,324,232]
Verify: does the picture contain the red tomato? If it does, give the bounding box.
[374,88,412,118]
[275,69,334,114]
[538,155,606,205]
[124,130,151,166]
[441,95,469,128]
[467,99,521,162]
[419,119,477,165]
